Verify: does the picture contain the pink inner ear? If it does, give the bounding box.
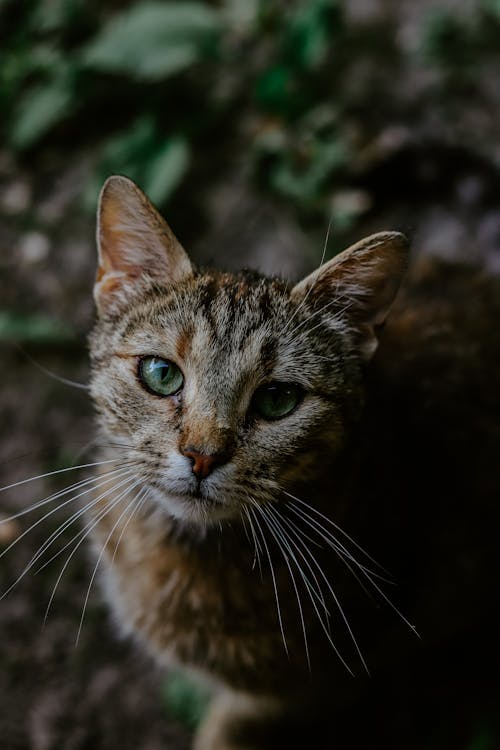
[94,176,193,313]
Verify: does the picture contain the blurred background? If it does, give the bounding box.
[1,0,500,748]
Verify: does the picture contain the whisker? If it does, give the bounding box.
[0,466,135,561]
[280,215,333,338]
[248,506,288,657]
[0,463,136,525]
[242,506,263,577]
[109,488,150,567]
[0,468,136,600]
[34,469,140,575]
[43,477,143,626]
[266,505,330,617]
[254,502,311,671]
[286,502,392,586]
[75,483,147,645]
[283,491,389,574]
[288,297,355,342]
[0,459,127,495]
[12,343,89,390]
[269,503,364,674]
[285,497,418,636]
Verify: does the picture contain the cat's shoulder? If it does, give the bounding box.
[374,257,500,387]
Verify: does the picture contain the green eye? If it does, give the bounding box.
[139,356,184,396]
[252,382,302,420]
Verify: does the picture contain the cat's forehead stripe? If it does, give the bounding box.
[119,271,292,349]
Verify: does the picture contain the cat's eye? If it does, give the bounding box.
[252,382,302,420]
[139,356,184,396]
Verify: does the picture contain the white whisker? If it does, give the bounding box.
[248,505,288,657]
[270,503,364,674]
[280,216,333,337]
[288,297,355,342]
[243,506,263,577]
[0,468,136,600]
[0,466,135,562]
[110,488,150,567]
[43,477,143,627]
[254,501,311,671]
[0,463,136,526]
[287,503,379,598]
[285,495,418,636]
[75,482,147,645]
[284,491,389,573]
[0,459,126,495]
[34,469,139,575]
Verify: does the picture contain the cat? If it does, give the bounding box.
[85,175,499,750]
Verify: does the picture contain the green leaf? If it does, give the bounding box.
[162,670,213,730]
[271,139,348,204]
[34,0,84,32]
[284,0,341,71]
[82,2,222,80]
[10,77,73,149]
[84,120,190,210]
[144,136,190,205]
[0,311,75,344]
[255,64,294,111]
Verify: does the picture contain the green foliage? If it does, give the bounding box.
[255,0,343,116]
[2,0,500,223]
[84,117,190,209]
[82,2,221,80]
[0,311,75,344]
[162,670,213,730]
[11,73,74,149]
[283,0,341,71]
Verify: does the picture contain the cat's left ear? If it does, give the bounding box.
[291,231,409,359]
[95,175,193,315]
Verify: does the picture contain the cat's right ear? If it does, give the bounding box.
[94,176,192,315]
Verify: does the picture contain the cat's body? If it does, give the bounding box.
[87,177,500,749]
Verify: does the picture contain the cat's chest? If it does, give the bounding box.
[89,503,313,689]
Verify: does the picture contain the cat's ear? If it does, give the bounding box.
[291,231,408,359]
[94,175,192,314]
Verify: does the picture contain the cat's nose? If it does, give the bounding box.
[181,448,224,479]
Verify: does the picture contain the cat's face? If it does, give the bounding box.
[90,177,407,527]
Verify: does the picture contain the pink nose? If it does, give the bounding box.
[181,448,222,479]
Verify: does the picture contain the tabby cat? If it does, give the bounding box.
[87,176,499,749]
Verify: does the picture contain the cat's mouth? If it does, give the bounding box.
[149,481,236,526]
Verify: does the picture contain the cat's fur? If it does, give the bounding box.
[88,176,500,749]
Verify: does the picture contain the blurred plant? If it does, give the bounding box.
[0,310,76,344]
[162,669,213,730]
[419,3,500,81]
[1,0,353,218]
[83,2,221,80]
[2,0,500,225]
[83,117,190,208]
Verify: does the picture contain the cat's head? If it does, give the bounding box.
[89,176,408,527]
